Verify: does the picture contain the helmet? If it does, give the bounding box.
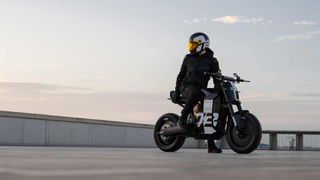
[188,32,210,55]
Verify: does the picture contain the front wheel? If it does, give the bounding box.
[226,112,262,154]
[154,113,185,152]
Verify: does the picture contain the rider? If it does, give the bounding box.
[173,32,222,153]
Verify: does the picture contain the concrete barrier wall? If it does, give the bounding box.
[0,111,202,148]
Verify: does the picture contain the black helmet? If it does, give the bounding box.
[188,32,210,55]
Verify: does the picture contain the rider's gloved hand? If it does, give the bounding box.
[172,89,180,104]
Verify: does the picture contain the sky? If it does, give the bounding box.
[0,0,320,130]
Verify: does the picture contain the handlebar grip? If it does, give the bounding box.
[222,75,235,82]
[238,79,250,83]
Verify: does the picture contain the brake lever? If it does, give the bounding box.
[233,73,239,78]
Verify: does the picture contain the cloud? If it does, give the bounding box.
[293,20,316,26]
[0,84,171,124]
[183,17,207,24]
[193,17,207,23]
[212,16,240,24]
[0,82,91,94]
[183,19,190,24]
[290,92,320,98]
[183,16,272,26]
[211,16,272,25]
[275,31,320,41]
[81,76,104,83]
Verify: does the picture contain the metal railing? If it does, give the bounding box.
[261,130,320,151]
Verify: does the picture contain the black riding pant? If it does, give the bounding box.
[180,85,205,121]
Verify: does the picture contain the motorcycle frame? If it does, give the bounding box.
[178,80,243,136]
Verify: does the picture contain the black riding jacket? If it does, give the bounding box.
[175,48,220,92]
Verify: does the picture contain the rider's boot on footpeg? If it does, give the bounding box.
[208,140,222,153]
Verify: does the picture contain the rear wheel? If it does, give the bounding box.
[226,112,262,154]
[154,113,185,152]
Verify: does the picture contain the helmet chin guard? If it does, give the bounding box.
[188,32,210,55]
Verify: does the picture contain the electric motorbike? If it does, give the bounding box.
[154,72,262,154]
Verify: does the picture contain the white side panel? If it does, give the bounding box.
[203,100,213,113]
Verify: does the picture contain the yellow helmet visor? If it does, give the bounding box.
[188,41,200,51]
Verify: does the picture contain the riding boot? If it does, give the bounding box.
[208,140,222,153]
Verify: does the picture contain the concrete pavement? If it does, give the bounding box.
[0,147,319,180]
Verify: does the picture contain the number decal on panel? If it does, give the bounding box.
[212,113,219,127]
[204,113,212,126]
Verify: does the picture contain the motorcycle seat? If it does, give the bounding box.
[202,88,219,94]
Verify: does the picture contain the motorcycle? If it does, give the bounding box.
[154,72,262,154]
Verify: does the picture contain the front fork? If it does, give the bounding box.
[226,102,247,132]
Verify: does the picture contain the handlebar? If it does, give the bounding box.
[204,72,250,83]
